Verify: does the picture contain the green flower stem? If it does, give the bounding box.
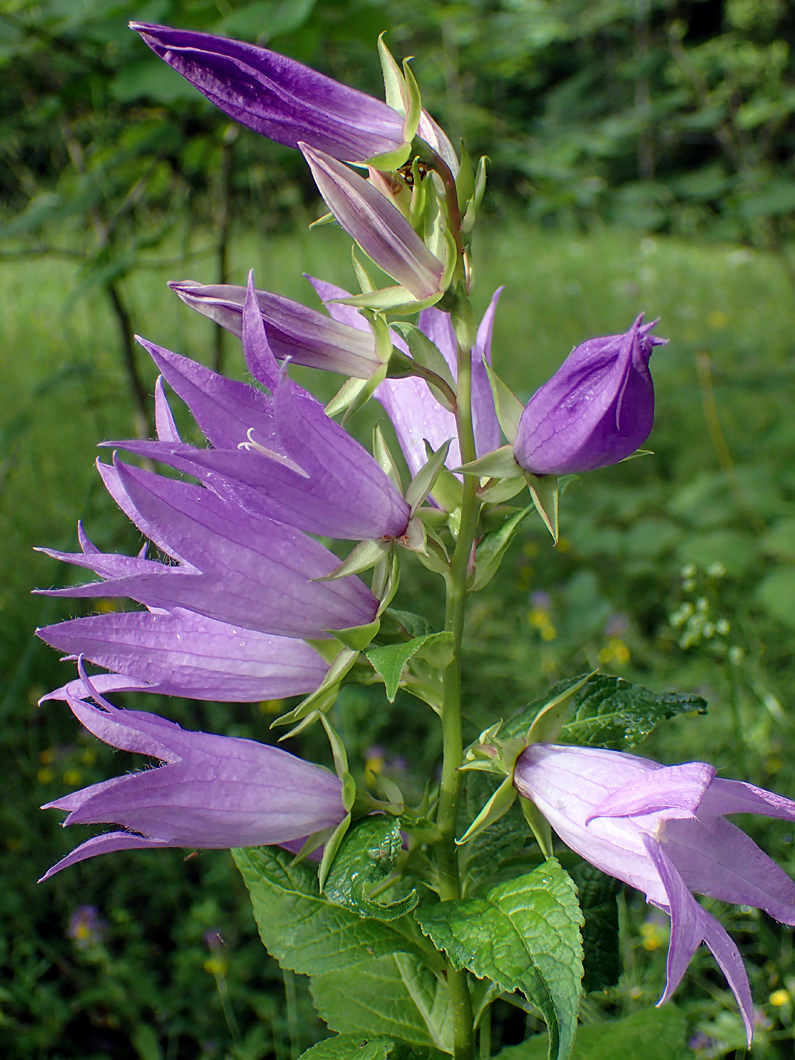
[435,313,480,1060]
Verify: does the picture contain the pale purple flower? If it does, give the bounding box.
[513,315,666,476]
[36,456,378,641]
[514,743,795,1045]
[130,23,407,165]
[301,145,446,301]
[168,279,381,379]
[37,607,328,703]
[68,905,107,949]
[309,277,503,480]
[115,276,410,542]
[40,679,345,880]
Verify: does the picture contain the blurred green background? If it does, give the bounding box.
[2,1,795,1057]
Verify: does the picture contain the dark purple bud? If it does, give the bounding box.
[513,315,666,476]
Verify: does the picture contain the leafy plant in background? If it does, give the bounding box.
[32,19,795,1060]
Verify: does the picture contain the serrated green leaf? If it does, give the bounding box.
[416,859,583,1060]
[570,864,621,992]
[504,674,707,751]
[374,609,437,644]
[324,816,418,921]
[233,847,424,974]
[311,952,453,1053]
[298,1036,395,1060]
[493,1004,686,1060]
[366,632,454,702]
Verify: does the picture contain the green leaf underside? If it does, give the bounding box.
[570,863,622,992]
[310,952,454,1053]
[367,632,454,702]
[416,859,583,1060]
[233,847,424,974]
[503,673,707,751]
[298,1035,440,1060]
[324,817,418,921]
[492,1005,687,1060]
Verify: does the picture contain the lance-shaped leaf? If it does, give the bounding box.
[366,632,454,702]
[416,859,583,1060]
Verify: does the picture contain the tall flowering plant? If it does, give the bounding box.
[35,21,795,1060]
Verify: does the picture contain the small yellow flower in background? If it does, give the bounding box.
[769,989,790,1008]
[599,637,630,667]
[96,599,121,614]
[38,767,54,785]
[707,309,728,330]
[257,699,284,715]
[365,746,385,783]
[63,768,82,787]
[640,912,669,952]
[204,955,228,976]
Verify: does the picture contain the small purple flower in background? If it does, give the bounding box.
[514,315,666,476]
[130,23,408,165]
[40,677,346,880]
[67,904,107,949]
[514,743,795,1045]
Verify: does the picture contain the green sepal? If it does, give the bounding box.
[397,515,427,552]
[351,246,377,294]
[519,797,554,859]
[313,540,391,581]
[271,648,359,728]
[455,141,475,213]
[426,466,464,514]
[323,816,419,921]
[401,59,422,144]
[318,812,353,893]
[472,506,532,592]
[477,476,527,505]
[461,155,488,235]
[373,547,401,614]
[408,157,431,230]
[378,34,406,114]
[319,712,352,792]
[390,322,455,389]
[456,774,517,846]
[406,440,453,514]
[456,444,523,480]
[333,619,381,652]
[525,673,594,745]
[333,286,443,314]
[366,631,454,702]
[308,210,337,228]
[525,471,559,543]
[485,361,524,444]
[404,527,451,578]
[325,364,388,420]
[366,145,412,171]
[439,225,459,296]
[373,423,403,489]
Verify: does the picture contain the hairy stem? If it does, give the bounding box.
[435,312,480,1060]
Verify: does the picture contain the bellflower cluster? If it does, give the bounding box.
[35,19,795,1059]
[513,745,795,1046]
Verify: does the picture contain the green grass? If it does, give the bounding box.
[2,216,795,1059]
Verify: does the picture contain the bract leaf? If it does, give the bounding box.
[485,362,524,444]
[406,440,453,514]
[416,859,583,1060]
[314,540,391,581]
[472,506,533,592]
[456,774,517,846]
[366,632,454,702]
[391,322,456,391]
[324,816,418,921]
[325,365,388,420]
[525,472,559,543]
[456,444,523,480]
[333,286,443,314]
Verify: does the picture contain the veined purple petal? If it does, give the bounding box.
[514,315,666,476]
[130,23,406,164]
[38,459,378,639]
[301,145,445,300]
[590,762,717,822]
[169,279,380,378]
[37,608,328,702]
[40,693,345,880]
